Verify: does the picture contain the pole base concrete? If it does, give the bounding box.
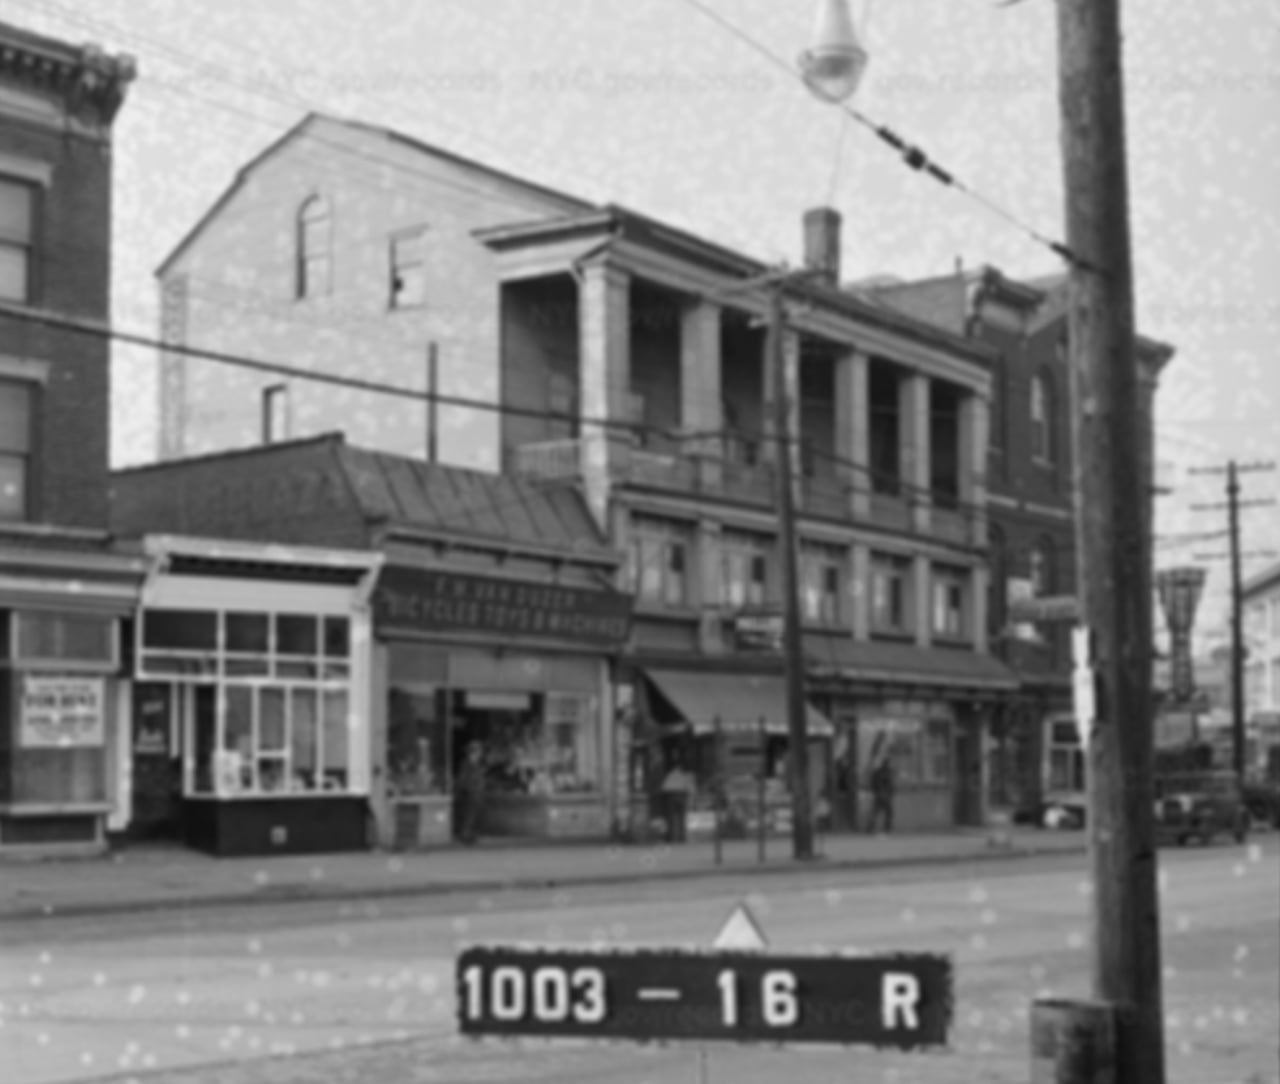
[1031,998,1118,1083]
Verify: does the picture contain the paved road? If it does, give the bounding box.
[1,845,1276,1084]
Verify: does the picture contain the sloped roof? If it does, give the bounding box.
[156,111,597,278]
[335,443,610,556]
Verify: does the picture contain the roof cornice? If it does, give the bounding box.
[0,26,135,128]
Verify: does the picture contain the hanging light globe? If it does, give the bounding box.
[798,0,869,104]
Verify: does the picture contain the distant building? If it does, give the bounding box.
[0,21,140,854]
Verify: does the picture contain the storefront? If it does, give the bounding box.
[372,562,633,848]
[810,639,1020,832]
[624,667,836,841]
[124,536,381,857]
[0,530,149,856]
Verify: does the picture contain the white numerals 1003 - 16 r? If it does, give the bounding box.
[461,965,607,1024]
[717,969,800,1028]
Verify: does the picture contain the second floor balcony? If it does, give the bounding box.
[509,434,982,548]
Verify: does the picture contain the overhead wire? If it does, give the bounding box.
[675,0,1099,275]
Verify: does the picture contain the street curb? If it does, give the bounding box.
[0,840,1087,923]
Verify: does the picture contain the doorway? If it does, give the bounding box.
[130,683,181,840]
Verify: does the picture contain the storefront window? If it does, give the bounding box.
[922,718,951,783]
[453,691,601,797]
[387,688,449,797]
[1048,719,1084,791]
[859,717,923,785]
[544,693,599,794]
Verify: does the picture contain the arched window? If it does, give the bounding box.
[296,195,331,299]
[1030,370,1053,462]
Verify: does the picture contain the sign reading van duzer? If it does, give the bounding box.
[1156,566,1207,702]
[373,565,633,648]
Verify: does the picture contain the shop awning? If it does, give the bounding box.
[804,637,1020,692]
[644,669,834,737]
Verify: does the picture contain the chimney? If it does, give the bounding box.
[803,207,842,286]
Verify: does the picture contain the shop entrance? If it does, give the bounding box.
[129,683,182,840]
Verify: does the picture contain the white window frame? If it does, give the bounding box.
[720,531,772,609]
[931,567,969,639]
[870,554,912,633]
[296,195,332,300]
[628,521,690,608]
[389,227,427,310]
[801,546,843,625]
[1030,374,1052,462]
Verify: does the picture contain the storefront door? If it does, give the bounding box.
[953,719,983,826]
[130,683,181,839]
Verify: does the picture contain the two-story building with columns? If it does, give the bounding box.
[152,111,1019,835]
[871,263,1174,818]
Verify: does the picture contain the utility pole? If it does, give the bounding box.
[768,282,816,862]
[1050,2,1163,1081]
[1190,459,1276,782]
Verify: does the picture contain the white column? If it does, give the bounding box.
[681,300,723,485]
[835,349,870,518]
[901,374,931,531]
[960,392,990,547]
[850,543,870,640]
[579,262,631,528]
[914,555,932,648]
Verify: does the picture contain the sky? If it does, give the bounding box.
[5,0,1278,643]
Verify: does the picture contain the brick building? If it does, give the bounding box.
[872,265,1174,812]
[0,23,144,854]
[144,112,1022,839]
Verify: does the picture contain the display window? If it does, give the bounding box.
[858,716,952,786]
[137,608,357,799]
[451,690,601,797]
[387,687,450,797]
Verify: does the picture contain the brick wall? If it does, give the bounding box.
[0,119,113,528]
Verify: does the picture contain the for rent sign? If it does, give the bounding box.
[20,676,106,748]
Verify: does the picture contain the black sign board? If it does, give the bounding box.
[374,565,633,648]
[456,945,952,1049]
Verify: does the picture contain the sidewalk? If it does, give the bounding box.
[0,827,1087,921]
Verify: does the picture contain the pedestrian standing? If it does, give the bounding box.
[660,756,694,843]
[455,741,487,845]
[868,754,896,835]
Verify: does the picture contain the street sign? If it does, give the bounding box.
[712,903,768,951]
[1072,625,1095,748]
[1009,594,1080,624]
[455,945,952,1049]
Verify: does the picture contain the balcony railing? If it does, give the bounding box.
[510,437,983,546]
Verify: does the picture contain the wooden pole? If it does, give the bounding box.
[1228,461,1247,783]
[768,283,816,861]
[1055,2,1165,1082]
[427,341,439,464]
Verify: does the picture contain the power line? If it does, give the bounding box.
[675,0,1096,273]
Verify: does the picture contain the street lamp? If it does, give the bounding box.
[798,0,869,104]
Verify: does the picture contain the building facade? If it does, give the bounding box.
[0,24,142,855]
[150,113,1021,837]
[111,435,632,852]
[873,265,1174,814]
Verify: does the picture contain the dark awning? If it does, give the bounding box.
[645,669,834,737]
[804,637,1020,692]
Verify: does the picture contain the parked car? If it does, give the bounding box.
[1154,771,1250,845]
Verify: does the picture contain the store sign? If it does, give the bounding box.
[733,609,784,653]
[1007,593,1079,624]
[1157,567,1206,703]
[20,676,105,749]
[374,565,633,648]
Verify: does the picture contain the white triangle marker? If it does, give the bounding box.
[713,902,769,951]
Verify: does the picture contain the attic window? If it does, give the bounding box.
[390,228,427,309]
[296,195,332,299]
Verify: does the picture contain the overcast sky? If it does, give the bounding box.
[6,0,1278,639]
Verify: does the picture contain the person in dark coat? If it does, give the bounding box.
[455,741,486,845]
[868,754,896,834]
